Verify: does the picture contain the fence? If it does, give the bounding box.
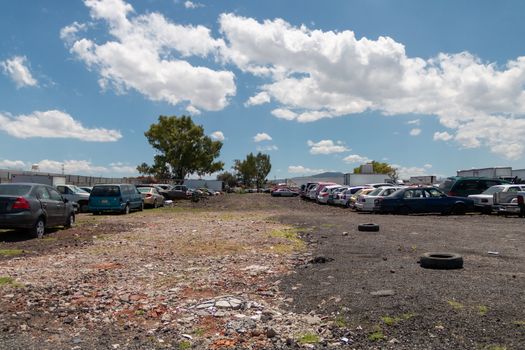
[0,169,140,186]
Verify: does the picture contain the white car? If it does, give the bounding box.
[468,184,525,213]
[317,185,342,204]
[354,186,403,212]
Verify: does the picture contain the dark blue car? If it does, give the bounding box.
[374,186,474,215]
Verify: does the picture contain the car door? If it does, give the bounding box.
[402,189,426,213]
[40,186,65,225]
[34,185,55,224]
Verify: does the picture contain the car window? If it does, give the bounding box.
[56,186,67,194]
[47,187,63,201]
[0,184,32,196]
[426,188,443,197]
[91,186,120,196]
[482,180,500,190]
[455,180,478,191]
[508,187,520,192]
[35,186,50,200]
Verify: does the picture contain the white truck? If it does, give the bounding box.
[343,173,392,186]
[11,174,66,186]
[493,191,525,216]
[56,184,91,213]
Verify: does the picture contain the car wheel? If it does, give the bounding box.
[30,217,45,239]
[153,199,158,208]
[123,204,130,215]
[453,203,466,215]
[79,202,89,213]
[139,202,144,211]
[358,223,380,232]
[64,213,75,228]
[420,252,463,269]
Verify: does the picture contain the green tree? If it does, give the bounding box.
[217,171,237,188]
[234,152,272,188]
[353,161,398,180]
[138,115,224,181]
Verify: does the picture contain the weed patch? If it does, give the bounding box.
[178,340,191,349]
[447,300,464,310]
[0,249,24,256]
[368,326,385,341]
[0,276,23,287]
[477,305,488,316]
[297,333,320,345]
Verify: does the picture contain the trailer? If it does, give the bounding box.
[11,174,66,186]
[457,167,512,179]
[343,173,392,186]
[409,175,437,185]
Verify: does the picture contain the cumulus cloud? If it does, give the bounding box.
[245,91,271,106]
[433,131,453,141]
[392,163,433,179]
[0,110,122,141]
[210,131,225,141]
[256,145,278,152]
[36,159,137,176]
[407,119,420,125]
[59,22,87,45]
[409,128,421,136]
[253,132,272,142]
[288,165,324,174]
[0,159,26,170]
[184,1,203,9]
[218,14,525,159]
[0,56,38,88]
[343,154,371,164]
[307,140,349,155]
[63,0,235,112]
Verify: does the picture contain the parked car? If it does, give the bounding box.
[374,186,474,215]
[137,186,165,208]
[56,184,91,213]
[317,185,342,204]
[162,185,190,200]
[365,183,395,188]
[300,182,318,199]
[327,186,348,205]
[88,184,144,215]
[271,188,299,197]
[468,184,525,213]
[0,183,75,238]
[347,188,375,209]
[439,177,509,197]
[335,186,366,206]
[79,186,93,193]
[354,186,403,212]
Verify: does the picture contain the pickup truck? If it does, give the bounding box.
[56,185,91,212]
[493,191,525,217]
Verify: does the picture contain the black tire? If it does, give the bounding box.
[122,204,130,215]
[64,213,75,228]
[139,202,144,211]
[420,252,463,269]
[30,217,46,239]
[358,223,380,232]
[453,203,466,215]
[78,201,89,213]
[153,199,158,208]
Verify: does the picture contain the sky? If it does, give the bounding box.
[2,0,525,180]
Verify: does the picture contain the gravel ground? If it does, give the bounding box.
[0,194,524,349]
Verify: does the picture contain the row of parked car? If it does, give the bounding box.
[0,182,223,239]
[282,176,525,216]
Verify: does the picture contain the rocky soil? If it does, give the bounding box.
[0,194,524,349]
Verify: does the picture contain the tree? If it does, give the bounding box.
[137,115,224,181]
[217,171,237,188]
[353,161,398,180]
[234,152,272,188]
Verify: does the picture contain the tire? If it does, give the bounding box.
[420,252,463,270]
[453,203,466,215]
[139,202,144,211]
[64,213,75,228]
[122,204,130,215]
[30,217,45,239]
[153,199,158,208]
[79,202,89,213]
[358,223,380,232]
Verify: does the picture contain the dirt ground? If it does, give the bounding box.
[0,194,524,349]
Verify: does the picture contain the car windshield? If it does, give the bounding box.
[368,188,384,196]
[91,186,121,196]
[439,179,454,192]
[481,186,504,195]
[137,187,151,193]
[0,184,32,196]
[70,185,89,194]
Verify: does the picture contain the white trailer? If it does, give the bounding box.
[457,167,512,179]
[11,174,66,186]
[344,173,392,186]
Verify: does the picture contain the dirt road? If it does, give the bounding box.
[0,194,524,349]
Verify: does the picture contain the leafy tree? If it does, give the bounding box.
[353,161,398,180]
[138,115,224,181]
[234,152,272,188]
[217,171,237,188]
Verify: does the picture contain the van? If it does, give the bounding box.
[88,184,143,214]
[439,177,509,197]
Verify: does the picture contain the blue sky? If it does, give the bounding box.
[2,0,525,180]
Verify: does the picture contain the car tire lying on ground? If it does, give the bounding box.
[357,223,380,232]
[420,252,463,269]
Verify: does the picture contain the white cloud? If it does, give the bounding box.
[184,1,203,9]
[409,128,421,136]
[288,165,324,174]
[0,110,122,141]
[186,105,201,115]
[0,56,38,88]
[253,132,272,142]
[211,131,225,141]
[392,163,433,179]
[256,145,278,152]
[0,159,26,170]
[433,131,453,141]
[307,139,349,154]
[407,119,420,125]
[245,91,270,106]
[343,154,370,164]
[218,14,525,158]
[64,0,235,112]
[36,159,137,176]
[60,21,87,45]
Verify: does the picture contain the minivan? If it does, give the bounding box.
[88,184,143,214]
[439,177,509,197]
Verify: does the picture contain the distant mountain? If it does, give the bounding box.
[310,171,344,178]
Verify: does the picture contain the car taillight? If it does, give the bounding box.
[12,197,30,210]
[146,193,152,198]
